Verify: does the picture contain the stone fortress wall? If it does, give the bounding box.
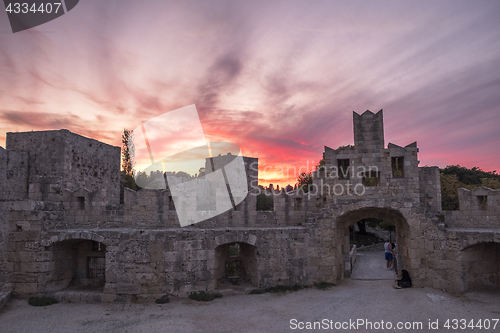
[0,110,498,303]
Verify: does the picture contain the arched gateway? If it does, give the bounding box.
[335,206,411,278]
[2,110,499,302]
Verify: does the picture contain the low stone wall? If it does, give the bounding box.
[357,243,385,252]
[11,225,328,299]
[0,291,11,310]
[365,226,392,242]
[350,245,357,269]
[344,245,358,277]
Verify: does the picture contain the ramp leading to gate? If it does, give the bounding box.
[351,251,396,280]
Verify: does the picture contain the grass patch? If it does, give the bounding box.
[250,284,304,294]
[28,296,58,307]
[155,295,170,304]
[314,282,335,290]
[265,284,303,293]
[249,289,265,294]
[188,291,223,302]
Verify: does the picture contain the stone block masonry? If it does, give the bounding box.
[0,111,499,303]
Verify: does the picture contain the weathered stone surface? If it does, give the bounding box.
[0,112,498,303]
[115,284,142,295]
[8,273,37,283]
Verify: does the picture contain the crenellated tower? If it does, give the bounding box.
[353,109,384,151]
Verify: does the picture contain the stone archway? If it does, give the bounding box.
[459,242,500,292]
[215,242,258,290]
[40,231,112,247]
[335,206,411,281]
[42,239,107,293]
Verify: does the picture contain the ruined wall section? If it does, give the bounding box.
[458,242,500,291]
[7,130,67,205]
[386,143,420,200]
[443,187,500,229]
[0,202,7,288]
[314,140,420,203]
[122,188,177,228]
[423,225,500,292]
[3,199,45,296]
[117,155,267,229]
[120,186,313,229]
[37,226,322,298]
[272,189,318,226]
[418,166,442,213]
[6,130,65,201]
[3,130,122,296]
[0,147,29,200]
[5,130,121,232]
[417,211,453,290]
[63,131,121,207]
[421,186,500,292]
[6,130,120,206]
[206,154,259,219]
[0,147,37,290]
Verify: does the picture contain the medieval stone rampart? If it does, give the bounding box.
[0,111,498,303]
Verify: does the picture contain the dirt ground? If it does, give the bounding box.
[1,279,499,333]
[2,252,499,333]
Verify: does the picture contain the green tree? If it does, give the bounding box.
[317,157,325,171]
[296,172,313,193]
[256,193,273,211]
[121,129,135,176]
[440,165,500,210]
[120,129,138,196]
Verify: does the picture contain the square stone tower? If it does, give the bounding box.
[6,129,121,205]
[353,110,384,151]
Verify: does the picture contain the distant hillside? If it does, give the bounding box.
[440,165,500,210]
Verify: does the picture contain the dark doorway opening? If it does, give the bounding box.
[44,239,106,292]
[460,242,500,291]
[215,242,258,291]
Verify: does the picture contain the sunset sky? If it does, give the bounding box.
[1,0,499,187]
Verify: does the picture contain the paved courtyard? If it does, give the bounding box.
[351,250,397,280]
[1,251,499,333]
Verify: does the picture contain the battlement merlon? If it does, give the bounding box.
[353,109,384,151]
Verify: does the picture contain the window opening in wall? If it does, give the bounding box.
[77,196,85,210]
[225,261,242,277]
[91,240,103,252]
[338,159,350,179]
[216,242,258,288]
[477,195,487,210]
[87,257,105,279]
[362,170,380,187]
[295,197,303,206]
[392,157,404,178]
[229,243,240,257]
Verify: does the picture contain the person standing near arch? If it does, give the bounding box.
[384,240,395,270]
